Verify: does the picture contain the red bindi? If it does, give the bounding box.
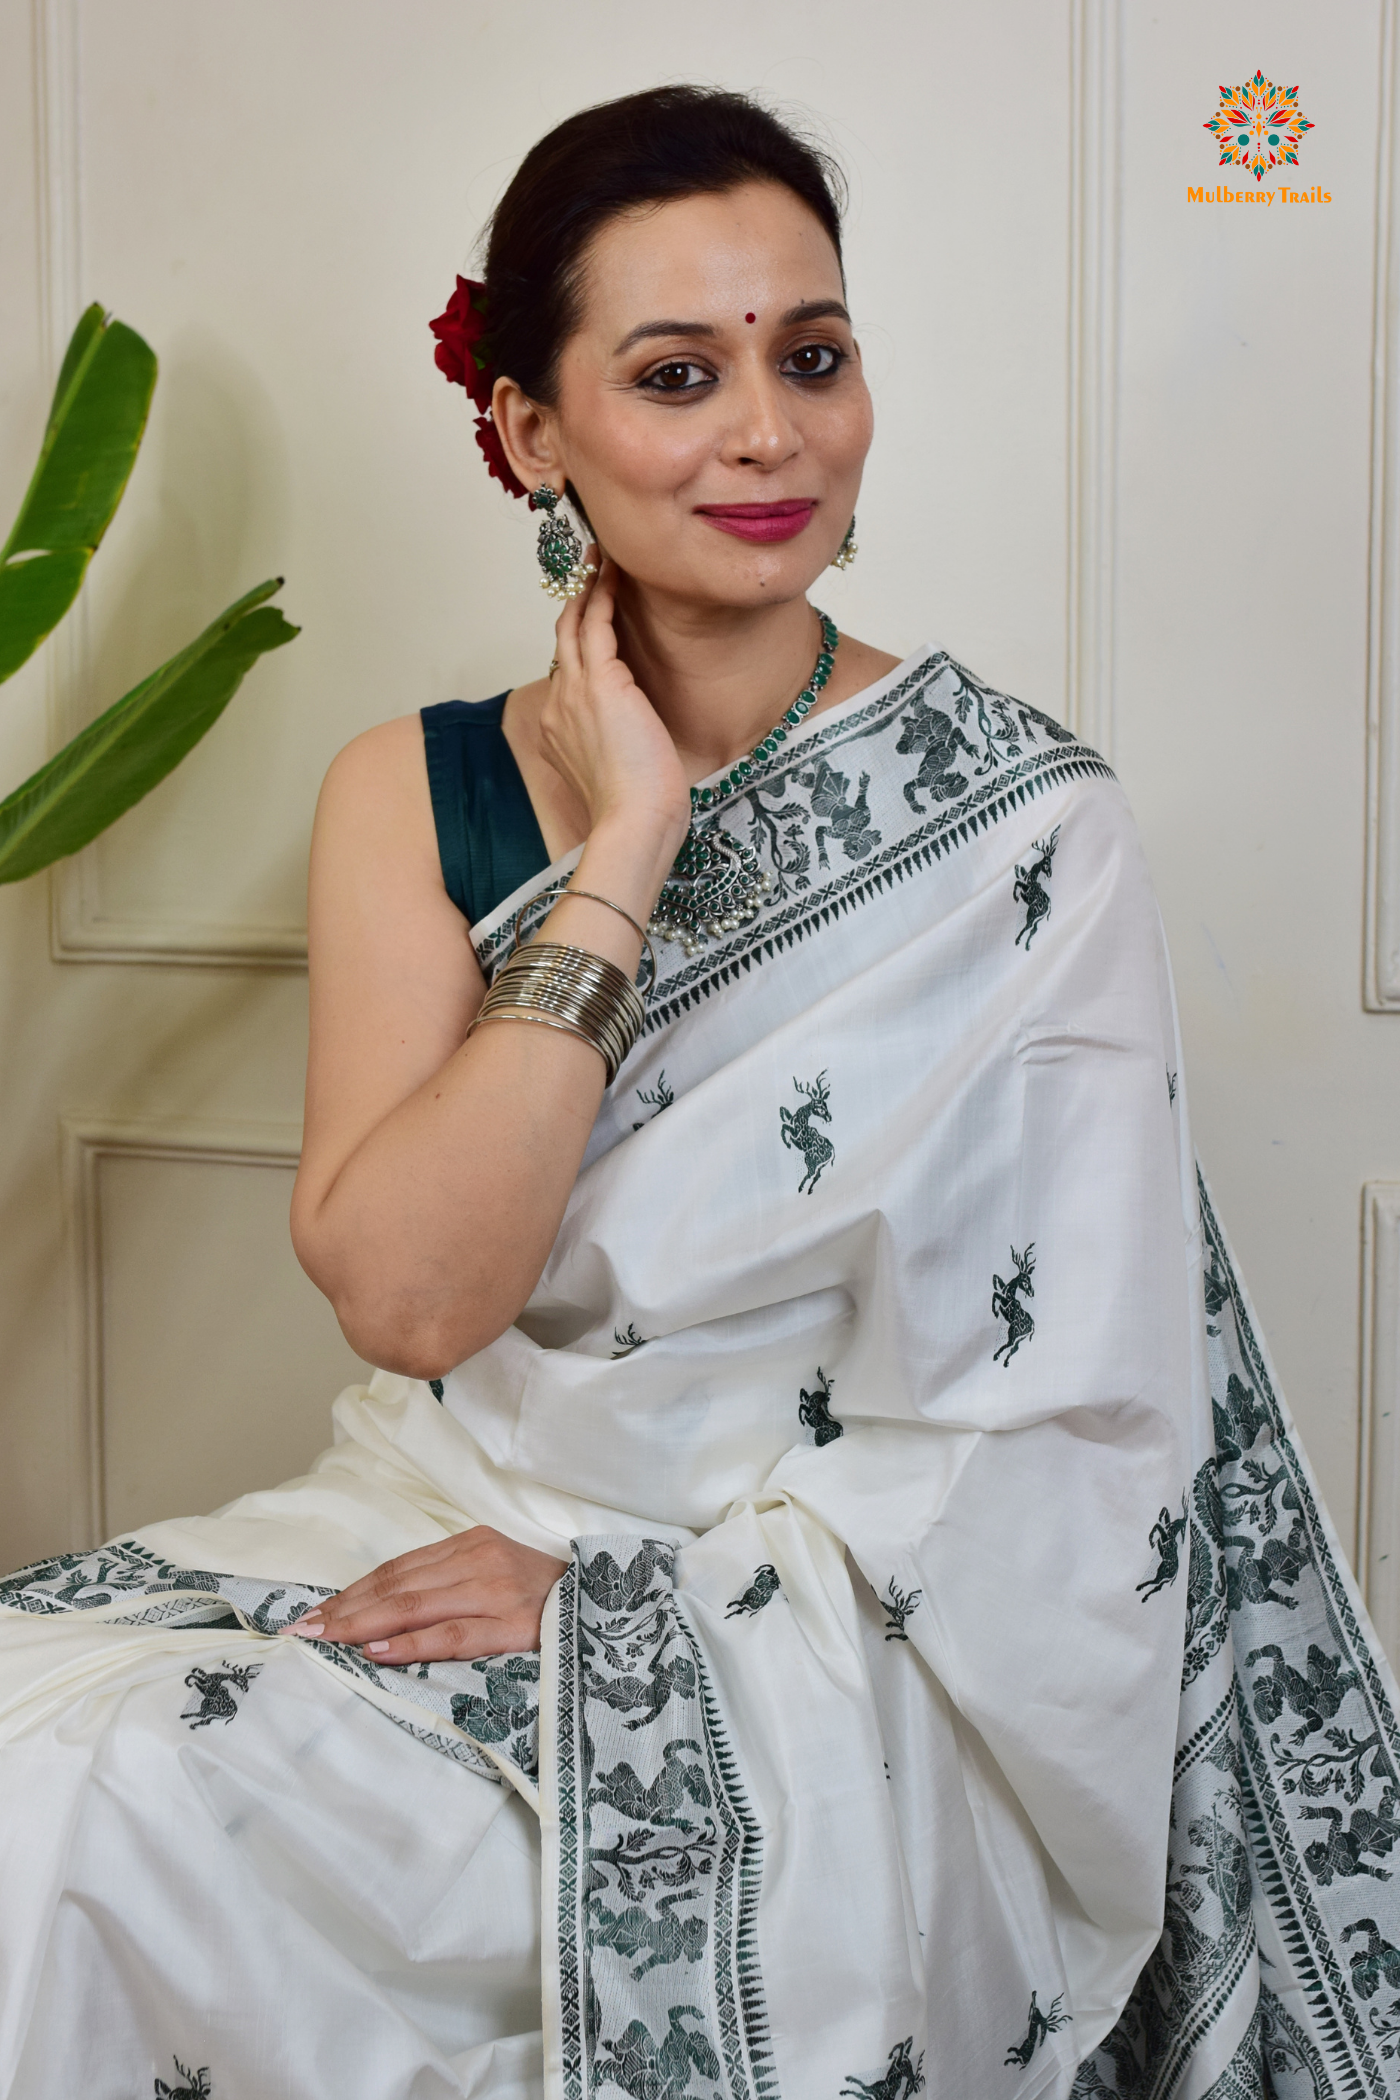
[745,312,756,323]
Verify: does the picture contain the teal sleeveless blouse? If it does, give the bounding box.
[420,696,550,929]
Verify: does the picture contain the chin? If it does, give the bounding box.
[625,538,832,609]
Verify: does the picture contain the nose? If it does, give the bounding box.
[721,359,802,472]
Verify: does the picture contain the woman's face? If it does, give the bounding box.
[520,181,872,612]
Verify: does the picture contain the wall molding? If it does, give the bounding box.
[61,1114,302,1548]
[1360,1180,1400,1661]
[1367,0,1400,1008]
[1065,0,1121,760]
[33,0,308,971]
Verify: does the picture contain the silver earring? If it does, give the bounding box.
[830,515,858,572]
[529,484,597,602]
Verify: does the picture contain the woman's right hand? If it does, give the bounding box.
[538,552,692,851]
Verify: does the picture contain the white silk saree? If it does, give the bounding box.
[2,645,1398,2100]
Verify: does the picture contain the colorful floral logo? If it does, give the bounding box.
[1204,71,1314,184]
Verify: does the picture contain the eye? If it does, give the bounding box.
[782,342,845,380]
[640,359,715,394]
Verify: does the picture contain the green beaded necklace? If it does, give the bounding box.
[688,609,840,811]
[649,609,841,958]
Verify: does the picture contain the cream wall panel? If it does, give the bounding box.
[1113,0,1393,1541]
[1362,1182,1400,1665]
[1067,0,1122,756]
[1369,0,1400,1010]
[65,1121,368,1542]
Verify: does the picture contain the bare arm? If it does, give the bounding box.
[290,561,689,1377]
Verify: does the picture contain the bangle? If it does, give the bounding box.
[512,885,657,995]
[466,940,645,1085]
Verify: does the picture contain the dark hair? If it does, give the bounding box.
[481,85,846,406]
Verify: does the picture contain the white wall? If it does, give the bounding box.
[1,0,1395,1647]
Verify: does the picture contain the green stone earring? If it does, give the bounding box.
[831,515,858,572]
[529,484,597,602]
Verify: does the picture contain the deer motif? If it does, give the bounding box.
[992,1244,1037,1365]
[632,1071,674,1130]
[841,2037,927,2100]
[1137,1496,1189,1599]
[726,1565,781,1618]
[180,1662,261,1730]
[881,1577,923,1643]
[154,2063,212,2100]
[1004,1991,1071,2068]
[780,1072,834,1193]
[1012,828,1060,949]
[797,1366,843,1445]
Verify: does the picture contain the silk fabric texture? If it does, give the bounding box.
[0,647,1392,2100]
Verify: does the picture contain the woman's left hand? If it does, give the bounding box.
[283,1527,569,1663]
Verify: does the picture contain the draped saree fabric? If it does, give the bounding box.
[1,646,1397,2100]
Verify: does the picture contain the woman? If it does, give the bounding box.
[0,85,1396,2100]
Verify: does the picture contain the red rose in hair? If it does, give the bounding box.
[430,276,528,499]
[429,276,493,411]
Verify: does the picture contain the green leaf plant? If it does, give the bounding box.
[0,302,298,883]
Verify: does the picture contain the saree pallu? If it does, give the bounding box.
[1,647,1397,2100]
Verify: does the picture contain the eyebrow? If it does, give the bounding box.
[612,298,851,356]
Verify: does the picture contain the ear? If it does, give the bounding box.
[492,377,564,496]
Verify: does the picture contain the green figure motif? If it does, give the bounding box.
[1344,1917,1400,2000]
[896,693,978,811]
[841,2037,927,2100]
[587,1739,712,1831]
[1004,1991,1071,2068]
[780,1071,835,1193]
[595,2008,720,2100]
[992,1244,1037,1365]
[588,1889,708,1979]
[1247,1641,1361,1740]
[611,1324,648,1359]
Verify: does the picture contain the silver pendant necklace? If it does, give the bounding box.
[648,610,840,958]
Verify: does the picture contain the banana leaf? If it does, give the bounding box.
[0,304,157,683]
[0,579,298,884]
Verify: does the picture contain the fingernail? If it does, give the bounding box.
[288,1618,325,1638]
[366,1641,391,1655]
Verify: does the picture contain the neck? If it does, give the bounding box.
[611,581,822,780]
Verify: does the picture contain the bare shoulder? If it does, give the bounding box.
[316,713,435,861]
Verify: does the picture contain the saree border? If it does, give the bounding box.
[554,1536,777,2100]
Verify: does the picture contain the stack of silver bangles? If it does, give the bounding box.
[467,940,646,1085]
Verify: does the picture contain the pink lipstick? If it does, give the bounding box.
[694,500,817,543]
